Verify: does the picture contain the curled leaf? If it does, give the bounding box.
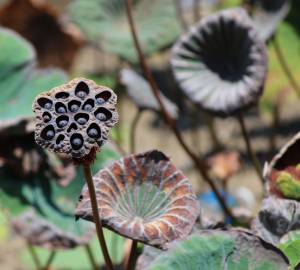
[75,150,199,249]
[252,197,300,245]
[171,8,268,117]
[12,210,92,250]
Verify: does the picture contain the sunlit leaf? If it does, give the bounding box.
[76,150,199,249]
[146,229,289,270]
[68,0,181,63]
[171,8,268,117]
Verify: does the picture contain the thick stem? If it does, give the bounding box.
[126,240,137,270]
[85,244,99,270]
[273,36,300,98]
[237,113,264,184]
[125,0,235,221]
[43,251,56,270]
[83,165,114,270]
[173,0,188,31]
[27,243,42,270]
[130,109,142,154]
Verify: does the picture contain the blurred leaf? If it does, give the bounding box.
[0,27,67,122]
[68,0,181,63]
[0,145,120,248]
[146,230,289,270]
[279,238,300,268]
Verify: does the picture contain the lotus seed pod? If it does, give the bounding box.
[33,78,118,160]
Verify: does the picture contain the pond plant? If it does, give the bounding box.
[1,0,300,269]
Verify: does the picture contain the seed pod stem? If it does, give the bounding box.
[83,164,114,270]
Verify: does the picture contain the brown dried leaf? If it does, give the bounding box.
[75,150,199,249]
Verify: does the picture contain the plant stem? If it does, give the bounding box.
[85,244,99,270]
[125,0,235,222]
[126,240,137,270]
[203,111,222,150]
[83,164,114,270]
[237,113,264,184]
[43,251,56,270]
[130,109,142,153]
[27,243,42,270]
[173,0,188,31]
[273,36,300,99]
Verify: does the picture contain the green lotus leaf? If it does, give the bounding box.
[0,27,67,123]
[75,150,199,249]
[146,229,289,270]
[68,0,181,63]
[279,234,300,268]
[0,144,120,249]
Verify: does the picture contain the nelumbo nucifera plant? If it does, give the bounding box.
[33,77,118,270]
[75,150,199,269]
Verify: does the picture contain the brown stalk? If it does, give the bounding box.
[273,35,300,99]
[27,243,42,270]
[83,164,114,270]
[125,0,235,221]
[126,240,138,270]
[43,251,56,270]
[130,109,142,153]
[237,113,264,184]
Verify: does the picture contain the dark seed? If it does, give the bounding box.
[44,102,52,110]
[76,91,86,99]
[83,104,93,111]
[77,118,87,125]
[70,104,79,112]
[43,115,51,122]
[58,120,68,128]
[46,130,55,139]
[88,128,98,138]
[71,138,83,148]
[96,98,105,105]
[57,106,66,113]
[96,113,106,121]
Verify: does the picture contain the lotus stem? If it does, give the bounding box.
[203,111,222,150]
[173,0,188,31]
[237,113,264,184]
[126,240,138,270]
[193,0,201,23]
[83,164,114,270]
[273,35,300,99]
[43,251,56,270]
[85,244,99,270]
[125,0,236,222]
[27,243,42,270]
[130,109,142,154]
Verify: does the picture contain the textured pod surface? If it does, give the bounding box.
[144,229,289,270]
[252,197,300,246]
[12,210,92,250]
[171,8,268,117]
[33,78,118,159]
[251,0,290,41]
[264,132,300,200]
[75,150,199,249]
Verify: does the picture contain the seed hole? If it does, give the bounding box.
[55,102,67,114]
[37,97,53,110]
[67,122,78,133]
[55,92,70,99]
[68,100,81,113]
[95,91,112,104]
[42,112,52,123]
[56,115,69,128]
[75,81,89,99]
[94,107,112,121]
[70,133,84,150]
[82,99,94,112]
[56,134,65,145]
[87,123,101,139]
[75,113,89,125]
[41,125,55,140]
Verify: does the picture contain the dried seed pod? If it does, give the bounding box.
[171,8,268,117]
[75,150,199,249]
[33,78,118,159]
